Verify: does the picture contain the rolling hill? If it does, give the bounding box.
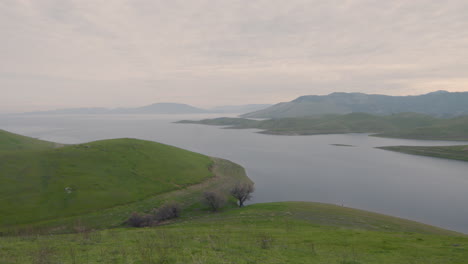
[0,130,251,232]
[242,90,468,118]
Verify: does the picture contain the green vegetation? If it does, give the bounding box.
[376,115,468,141]
[0,129,58,151]
[0,137,211,228]
[2,130,467,263]
[0,130,251,233]
[1,202,467,263]
[179,112,468,140]
[378,145,468,162]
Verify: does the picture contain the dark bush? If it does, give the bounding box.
[128,212,153,227]
[154,202,181,222]
[203,191,226,212]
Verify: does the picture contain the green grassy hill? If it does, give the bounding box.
[0,138,214,227]
[179,112,468,140]
[0,129,58,151]
[0,130,252,233]
[1,202,466,264]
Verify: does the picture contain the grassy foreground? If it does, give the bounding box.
[378,145,468,162]
[178,113,468,141]
[1,202,466,264]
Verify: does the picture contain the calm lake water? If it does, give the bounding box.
[2,114,468,233]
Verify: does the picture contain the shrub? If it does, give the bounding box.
[203,191,226,212]
[128,212,153,227]
[154,203,181,222]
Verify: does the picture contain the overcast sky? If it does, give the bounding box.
[2,0,468,112]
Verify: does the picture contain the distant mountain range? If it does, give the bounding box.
[241,91,468,118]
[112,103,210,114]
[20,103,271,115]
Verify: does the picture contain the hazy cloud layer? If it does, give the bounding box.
[1,0,468,112]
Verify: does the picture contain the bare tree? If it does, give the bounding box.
[203,191,226,212]
[230,182,254,207]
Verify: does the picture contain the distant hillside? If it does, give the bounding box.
[377,115,468,141]
[22,103,210,115]
[242,91,468,118]
[178,112,468,140]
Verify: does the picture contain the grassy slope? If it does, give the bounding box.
[1,202,466,264]
[7,158,250,234]
[0,129,58,151]
[0,136,216,228]
[376,115,468,141]
[378,145,468,162]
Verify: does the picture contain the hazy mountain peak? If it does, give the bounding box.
[242,91,468,118]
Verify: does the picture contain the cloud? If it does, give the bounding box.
[1,0,468,112]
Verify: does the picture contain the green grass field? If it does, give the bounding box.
[1,202,466,264]
[0,138,214,227]
[178,113,468,141]
[378,145,468,162]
